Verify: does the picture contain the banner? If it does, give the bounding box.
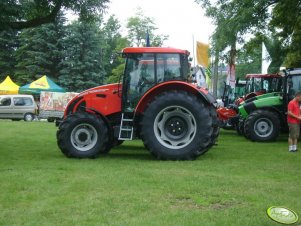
[227,63,236,88]
[196,41,209,67]
[262,42,271,74]
[40,91,78,111]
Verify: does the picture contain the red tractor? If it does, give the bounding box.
[57,47,219,160]
[235,73,282,105]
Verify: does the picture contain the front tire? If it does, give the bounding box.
[57,112,109,158]
[244,110,280,142]
[140,91,213,160]
[24,113,34,121]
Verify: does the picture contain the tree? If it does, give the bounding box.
[196,0,301,69]
[271,0,301,67]
[59,21,106,92]
[101,15,129,83]
[14,14,66,84]
[126,8,168,47]
[0,0,110,31]
[0,30,19,79]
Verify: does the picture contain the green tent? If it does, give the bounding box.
[19,75,65,94]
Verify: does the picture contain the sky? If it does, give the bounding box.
[105,0,215,56]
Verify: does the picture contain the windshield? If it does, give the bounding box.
[245,77,282,94]
[287,75,301,99]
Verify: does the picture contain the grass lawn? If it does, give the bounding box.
[0,120,300,226]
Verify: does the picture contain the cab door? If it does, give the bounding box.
[122,53,155,112]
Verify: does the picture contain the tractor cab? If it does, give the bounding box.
[244,73,283,99]
[121,47,190,112]
[283,68,301,107]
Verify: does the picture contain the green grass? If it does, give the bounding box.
[0,120,301,226]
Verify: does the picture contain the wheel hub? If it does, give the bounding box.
[75,128,90,145]
[154,106,197,149]
[254,118,273,137]
[257,121,269,133]
[166,117,187,138]
[71,123,98,151]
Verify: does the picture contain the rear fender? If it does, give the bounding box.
[135,81,215,113]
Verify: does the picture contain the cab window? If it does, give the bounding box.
[157,54,181,82]
[14,97,33,106]
[0,97,11,106]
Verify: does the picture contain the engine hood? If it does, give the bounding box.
[239,93,282,118]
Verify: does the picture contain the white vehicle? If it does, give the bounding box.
[0,95,38,121]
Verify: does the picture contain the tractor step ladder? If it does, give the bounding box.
[118,113,134,140]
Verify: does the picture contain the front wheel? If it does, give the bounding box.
[24,113,34,121]
[244,110,280,142]
[57,112,109,158]
[140,91,213,160]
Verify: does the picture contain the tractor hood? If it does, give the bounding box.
[238,92,282,118]
[64,83,122,117]
[242,92,281,105]
[77,83,121,97]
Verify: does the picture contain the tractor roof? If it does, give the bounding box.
[246,73,281,78]
[122,47,190,55]
[287,68,301,75]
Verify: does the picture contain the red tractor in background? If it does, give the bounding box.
[57,47,219,160]
[217,73,283,128]
[235,73,282,105]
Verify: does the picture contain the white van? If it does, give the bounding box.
[0,95,38,121]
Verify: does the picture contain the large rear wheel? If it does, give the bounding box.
[57,112,109,158]
[205,106,220,150]
[141,91,213,160]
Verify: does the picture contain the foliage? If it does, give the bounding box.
[0,0,110,30]
[102,15,129,83]
[106,63,125,84]
[196,0,301,69]
[0,121,301,225]
[14,14,66,85]
[126,8,168,47]
[59,21,106,92]
[0,30,19,79]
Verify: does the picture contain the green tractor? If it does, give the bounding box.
[235,68,301,142]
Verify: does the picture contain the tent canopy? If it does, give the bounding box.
[0,76,19,94]
[19,75,65,94]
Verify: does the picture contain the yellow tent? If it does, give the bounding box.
[0,76,19,94]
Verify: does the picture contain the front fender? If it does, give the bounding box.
[239,95,282,118]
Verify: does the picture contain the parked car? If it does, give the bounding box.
[0,95,38,121]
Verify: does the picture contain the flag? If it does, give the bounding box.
[146,30,151,47]
[196,41,209,67]
[262,42,271,74]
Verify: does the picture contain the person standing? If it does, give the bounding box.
[287,91,301,152]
